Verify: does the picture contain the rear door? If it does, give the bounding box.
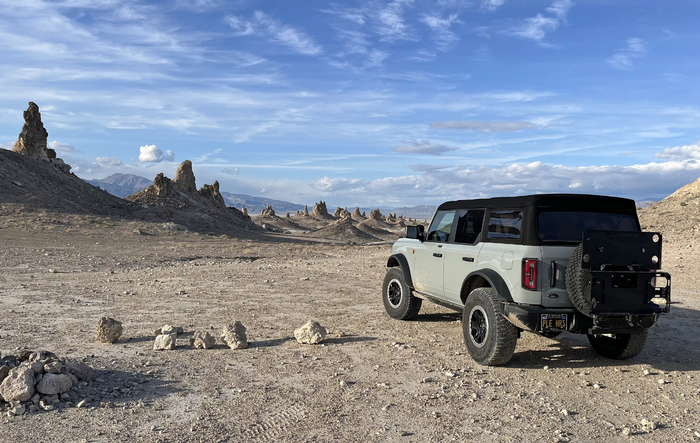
[443,209,486,305]
[413,210,456,297]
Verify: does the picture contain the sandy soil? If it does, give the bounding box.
[1,223,699,443]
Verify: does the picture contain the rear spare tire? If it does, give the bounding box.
[587,330,648,359]
[565,243,593,315]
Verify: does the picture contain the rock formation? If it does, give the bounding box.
[312,201,329,218]
[304,205,309,216]
[11,102,71,173]
[153,173,172,198]
[261,205,276,217]
[334,207,342,217]
[242,207,248,216]
[198,180,226,208]
[173,160,196,192]
[286,212,290,218]
[368,209,383,221]
[351,207,364,220]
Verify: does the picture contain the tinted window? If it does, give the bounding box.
[539,211,638,242]
[455,209,485,244]
[426,210,456,242]
[487,210,522,240]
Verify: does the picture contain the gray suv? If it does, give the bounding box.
[383,194,671,365]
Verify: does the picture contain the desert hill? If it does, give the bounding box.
[638,175,700,239]
[87,174,152,198]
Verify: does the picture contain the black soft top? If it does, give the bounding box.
[437,194,638,214]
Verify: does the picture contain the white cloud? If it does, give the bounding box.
[511,0,573,42]
[225,11,322,56]
[94,156,123,167]
[374,0,416,42]
[138,145,175,162]
[392,140,459,155]
[430,120,538,132]
[421,13,460,51]
[654,140,700,161]
[222,167,240,175]
[481,0,506,12]
[608,37,647,70]
[48,140,84,154]
[314,176,366,192]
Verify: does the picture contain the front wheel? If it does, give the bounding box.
[382,267,422,320]
[463,288,518,366]
[587,330,648,359]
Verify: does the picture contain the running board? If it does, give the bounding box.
[414,291,464,312]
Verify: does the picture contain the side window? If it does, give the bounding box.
[487,210,523,240]
[426,210,456,242]
[455,209,485,244]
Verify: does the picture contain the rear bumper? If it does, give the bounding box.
[501,303,661,335]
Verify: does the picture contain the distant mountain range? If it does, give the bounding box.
[86,174,152,198]
[84,174,655,218]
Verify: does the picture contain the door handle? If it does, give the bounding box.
[462,257,474,262]
[433,253,443,258]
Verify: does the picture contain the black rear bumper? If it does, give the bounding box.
[501,303,662,335]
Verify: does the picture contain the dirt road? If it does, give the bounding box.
[1,227,699,442]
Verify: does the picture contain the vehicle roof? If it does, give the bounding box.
[437,193,638,214]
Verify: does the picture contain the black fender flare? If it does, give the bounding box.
[462,269,513,303]
[386,254,414,289]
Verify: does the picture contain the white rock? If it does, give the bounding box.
[193,331,216,349]
[294,320,327,345]
[0,366,35,402]
[153,333,177,351]
[95,317,123,344]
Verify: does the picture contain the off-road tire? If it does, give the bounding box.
[382,267,422,320]
[462,288,518,366]
[587,330,648,359]
[565,243,593,316]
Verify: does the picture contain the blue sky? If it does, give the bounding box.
[1,0,700,207]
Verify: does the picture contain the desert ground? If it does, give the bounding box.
[1,216,699,443]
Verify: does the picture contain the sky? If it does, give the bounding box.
[1,0,699,208]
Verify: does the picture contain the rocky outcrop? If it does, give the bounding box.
[286,212,290,218]
[95,317,123,344]
[304,205,309,216]
[11,102,71,173]
[312,201,330,218]
[153,173,172,198]
[173,160,196,192]
[242,207,248,216]
[368,209,383,221]
[198,180,226,208]
[351,207,364,220]
[294,321,327,344]
[261,205,276,217]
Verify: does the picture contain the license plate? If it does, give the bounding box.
[541,313,568,330]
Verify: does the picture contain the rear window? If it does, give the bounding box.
[539,211,638,242]
[487,210,522,240]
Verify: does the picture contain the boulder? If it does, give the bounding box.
[294,320,327,345]
[198,181,226,208]
[312,201,329,217]
[173,160,196,192]
[153,333,177,350]
[158,325,183,335]
[0,366,35,402]
[43,361,63,374]
[221,322,248,349]
[11,102,71,173]
[65,360,95,383]
[36,373,73,395]
[95,317,123,344]
[193,331,216,349]
[261,205,276,217]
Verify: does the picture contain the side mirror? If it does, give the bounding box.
[406,225,425,241]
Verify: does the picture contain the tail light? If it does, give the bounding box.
[522,259,538,291]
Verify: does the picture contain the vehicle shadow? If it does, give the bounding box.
[415,312,461,323]
[507,304,700,372]
[89,367,183,405]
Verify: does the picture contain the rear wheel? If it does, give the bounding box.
[382,267,422,320]
[587,330,648,359]
[463,288,518,366]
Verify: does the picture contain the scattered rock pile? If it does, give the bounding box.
[11,102,71,174]
[0,350,95,416]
